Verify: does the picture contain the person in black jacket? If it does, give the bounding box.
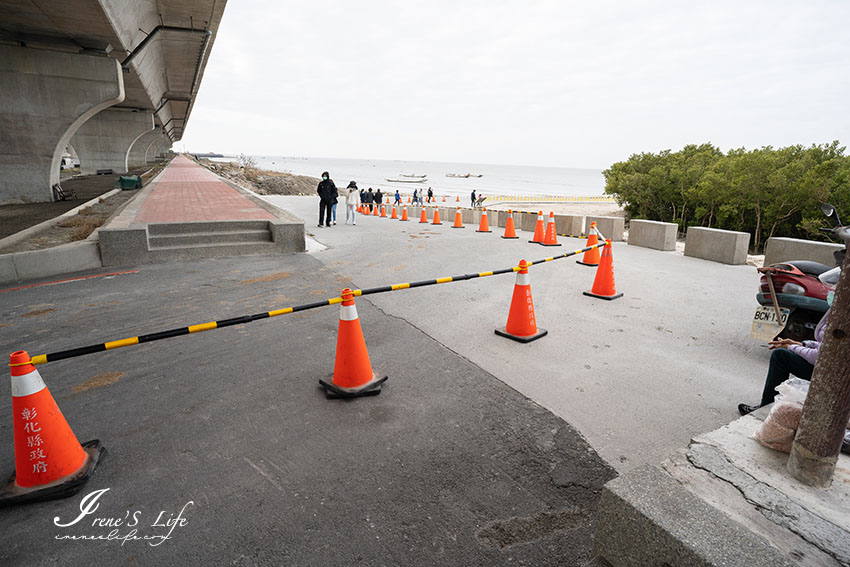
[365,188,375,212]
[375,189,383,210]
[316,171,337,227]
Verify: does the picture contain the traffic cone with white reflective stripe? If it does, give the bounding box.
[319,289,387,398]
[0,351,105,506]
[432,208,442,225]
[529,211,545,243]
[452,208,464,228]
[577,222,601,266]
[391,206,398,219]
[380,205,387,218]
[540,212,561,246]
[400,206,409,221]
[495,260,548,343]
[583,240,623,300]
[502,211,519,239]
[419,208,428,223]
[373,205,379,217]
[476,209,492,232]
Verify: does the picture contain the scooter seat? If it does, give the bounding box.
[782,260,833,277]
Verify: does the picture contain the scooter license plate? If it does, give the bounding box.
[750,306,791,341]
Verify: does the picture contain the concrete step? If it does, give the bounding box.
[148,229,271,248]
[147,241,282,262]
[147,220,270,235]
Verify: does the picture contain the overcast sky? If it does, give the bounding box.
[179,1,850,169]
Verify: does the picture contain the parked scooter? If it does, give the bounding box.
[751,203,847,342]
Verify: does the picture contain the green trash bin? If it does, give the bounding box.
[116,175,143,190]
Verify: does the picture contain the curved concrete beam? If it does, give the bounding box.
[71,109,154,175]
[0,45,124,204]
[128,126,163,168]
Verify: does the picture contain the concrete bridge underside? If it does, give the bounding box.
[0,0,226,204]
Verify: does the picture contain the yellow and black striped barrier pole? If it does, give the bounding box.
[22,242,607,366]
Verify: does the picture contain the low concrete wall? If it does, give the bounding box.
[628,220,677,251]
[592,465,795,567]
[684,227,749,265]
[520,212,541,232]
[763,237,843,267]
[586,216,625,241]
[554,214,583,237]
[0,241,103,284]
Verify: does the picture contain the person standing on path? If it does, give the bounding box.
[394,190,401,205]
[427,187,433,203]
[345,181,359,225]
[317,171,337,227]
[471,190,477,208]
[413,188,419,205]
[375,189,383,211]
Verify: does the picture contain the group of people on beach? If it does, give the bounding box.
[316,171,404,226]
[319,172,475,226]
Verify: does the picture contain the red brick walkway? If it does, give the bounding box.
[135,156,274,223]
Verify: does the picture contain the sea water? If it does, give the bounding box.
[218,155,605,200]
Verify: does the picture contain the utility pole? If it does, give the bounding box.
[788,251,850,486]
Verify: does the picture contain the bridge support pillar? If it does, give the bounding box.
[71,109,154,175]
[128,126,164,168]
[0,45,124,204]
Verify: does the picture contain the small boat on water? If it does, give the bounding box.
[386,177,427,183]
[400,173,427,178]
[446,173,483,178]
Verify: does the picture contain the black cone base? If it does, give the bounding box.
[0,439,105,507]
[539,242,562,246]
[319,374,388,399]
[501,236,519,239]
[494,327,548,343]
[583,291,623,301]
[576,260,599,267]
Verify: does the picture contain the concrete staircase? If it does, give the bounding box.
[99,218,306,266]
[145,221,280,262]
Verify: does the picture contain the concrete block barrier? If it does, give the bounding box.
[684,226,749,265]
[586,216,625,241]
[0,241,102,284]
[520,212,541,232]
[554,214,584,237]
[628,220,677,251]
[763,237,844,267]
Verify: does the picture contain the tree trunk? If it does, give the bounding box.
[788,250,850,486]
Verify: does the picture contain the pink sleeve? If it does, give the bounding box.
[788,343,819,366]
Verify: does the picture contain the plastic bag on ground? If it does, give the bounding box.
[754,378,810,453]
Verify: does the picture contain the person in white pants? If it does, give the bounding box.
[345,180,359,225]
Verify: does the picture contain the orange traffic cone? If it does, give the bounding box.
[456,196,460,202]
[407,196,411,203]
[442,195,446,202]
[502,210,518,239]
[380,205,387,218]
[373,205,379,217]
[400,206,409,221]
[432,208,442,225]
[319,290,388,398]
[495,260,547,343]
[476,209,492,232]
[0,351,105,505]
[528,211,545,243]
[357,204,362,214]
[540,212,561,246]
[391,206,398,219]
[419,208,428,223]
[577,222,601,266]
[583,240,623,300]
[452,208,464,228]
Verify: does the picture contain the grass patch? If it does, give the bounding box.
[58,207,107,240]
